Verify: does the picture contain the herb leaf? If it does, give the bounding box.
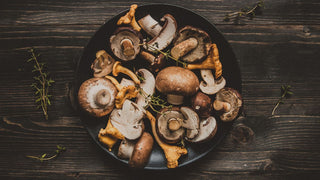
[26,145,66,162]
[271,85,293,115]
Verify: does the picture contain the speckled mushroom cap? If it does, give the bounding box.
[155,66,199,96]
[216,87,242,122]
[78,77,118,117]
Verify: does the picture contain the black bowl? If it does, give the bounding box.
[74,4,241,170]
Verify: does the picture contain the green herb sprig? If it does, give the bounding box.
[271,85,293,115]
[28,48,54,120]
[26,145,66,162]
[224,0,264,24]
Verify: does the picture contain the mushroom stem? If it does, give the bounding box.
[105,75,123,91]
[95,89,111,107]
[139,51,155,64]
[121,39,135,57]
[171,37,198,59]
[138,14,162,37]
[112,61,140,85]
[167,118,182,131]
[167,94,184,105]
[146,111,187,169]
[213,100,231,112]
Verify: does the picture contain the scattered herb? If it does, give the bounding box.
[271,85,293,115]
[27,48,54,120]
[26,145,66,162]
[138,88,172,114]
[224,0,264,24]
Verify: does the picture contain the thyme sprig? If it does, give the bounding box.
[271,85,293,115]
[26,145,66,162]
[224,0,264,24]
[27,48,54,120]
[140,42,188,68]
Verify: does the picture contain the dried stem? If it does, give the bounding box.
[271,85,293,115]
[26,145,66,162]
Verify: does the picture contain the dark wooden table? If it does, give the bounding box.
[1,0,320,179]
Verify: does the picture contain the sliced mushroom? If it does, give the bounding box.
[112,61,140,85]
[191,91,213,118]
[78,77,117,117]
[145,14,177,51]
[138,14,162,37]
[91,50,115,77]
[120,78,135,87]
[117,4,141,31]
[156,66,199,105]
[156,107,185,144]
[180,107,200,140]
[139,51,166,72]
[199,69,226,95]
[135,68,155,108]
[110,100,145,140]
[118,139,136,159]
[188,116,217,143]
[171,26,211,63]
[213,88,242,122]
[129,132,154,168]
[110,27,142,61]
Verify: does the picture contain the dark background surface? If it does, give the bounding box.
[0,0,319,179]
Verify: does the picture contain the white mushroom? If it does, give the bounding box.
[118,139,136,159]
[138,14,162,37]
[188,116,217,143]
[110,100,145,140]
[199,69,226,95]
[135,68,155,108]
[120,78,135,87]
[145,14,177,51]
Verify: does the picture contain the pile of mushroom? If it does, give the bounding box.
[77,4,243,169]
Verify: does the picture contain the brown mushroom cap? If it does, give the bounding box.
[156,107,185,144]
[173,26,211,63]
[191,92,213,118]
[155,66,199,96]
[78,77,117,117]
[129,132,154,168]
[187,116,217,143]
[110,27,142,61]
[214,87,242,122]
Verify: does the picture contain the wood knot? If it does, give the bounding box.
[260,159,276,172]
[230,123,254,144]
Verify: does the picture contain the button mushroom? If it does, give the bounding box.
[139,50,166,72]
[110,100,145,140]
[155,66,199,105]
[110,27,142,61]
[187,116,217,143]
[129,132,154,168]
[146,110,187,169]
[138,14,162,37]
[156,107,185,144]
[117,4,141,31]
[91,50,115,77]
[78,77,117,117]
[199,69,226,95]
[213,88,242,122]
[171,26,211,63]
[118,139,136,159]
[135,68,156,108]
[145,14,177,51]
[180,107,200,140]
[191,91,213,118]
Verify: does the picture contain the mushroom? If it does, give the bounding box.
[91,50,115,77]
[146,110,187,169]
[155,66,199,105]
[191,92,213,118]
[105,76,138,109]
[78,77,117,117]
[145,14,177,51]
[120,78,135,87]
[156,107,185,144]
[139,50,166,72]
[171,26,211,63]
[199,69,226,95]
[117,4,141,31]
[98,133,118,151]
[187,116,217,143]
[110,27,142,61]
[112,61,140,85]
[110,100,145,140]
[118,139,136,159]
[135,68,155,108]
[180,107,200,140]
[213,88,242,122]
[98,120,125,151]
[129,132,154,168]
[138,14,162,37]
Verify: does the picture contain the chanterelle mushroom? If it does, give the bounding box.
[112,61,140,85]
[145,14,177,51]
[135,68,155,108]
[146,111,187,169]
[138,14,162,37]
[110,100,145,140]
[213,88,242,122]
[110,27,142,61]
[117,4,141,31]
[171,26,211,63]
[78,77,117,117]
[91,50,115,77]
[156,66,199,105]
